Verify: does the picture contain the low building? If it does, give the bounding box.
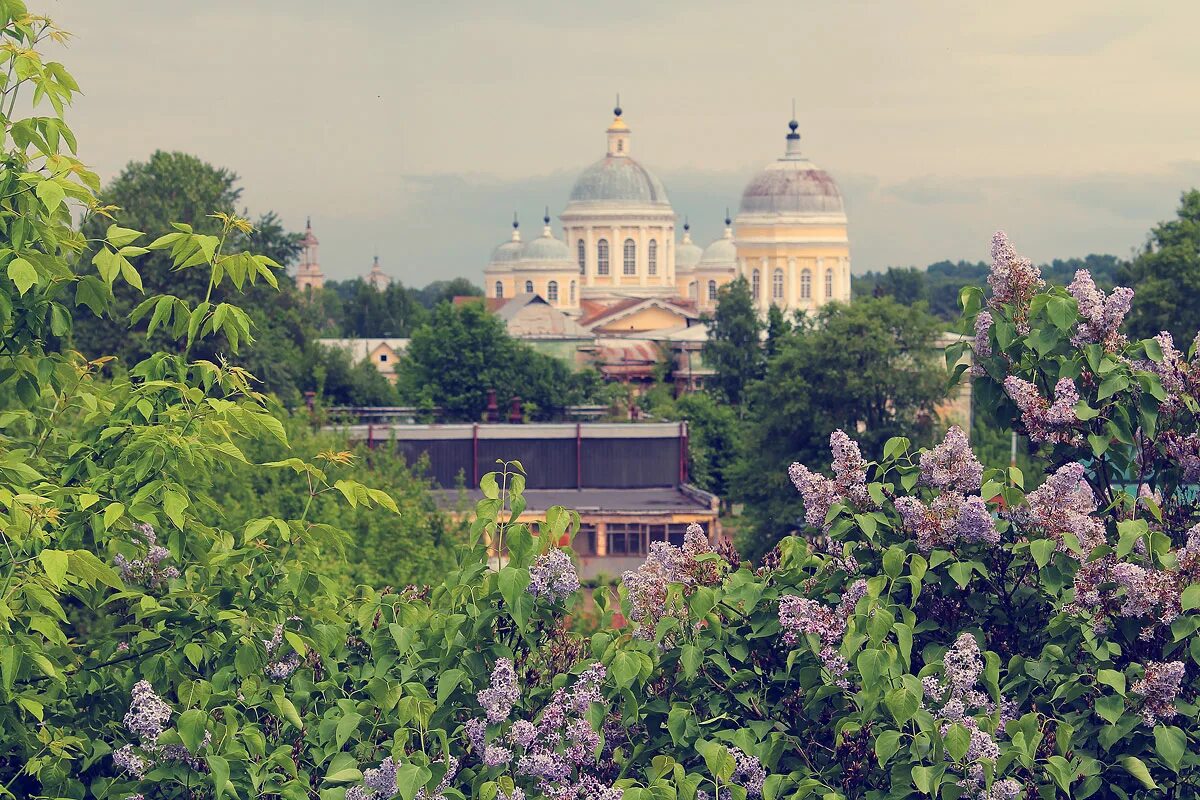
[339,421,719,579]
[493,294,596,369]
[317,338,410,382]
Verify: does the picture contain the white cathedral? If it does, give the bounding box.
[484,103,851,324]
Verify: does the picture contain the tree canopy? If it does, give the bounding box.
[701,276,763,407]
[1119,189,1200,343]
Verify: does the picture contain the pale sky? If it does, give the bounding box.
[45,0,1200,285]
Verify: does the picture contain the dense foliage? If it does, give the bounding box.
[1118,190,1200,344]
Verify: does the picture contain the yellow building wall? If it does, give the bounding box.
[595,305,690,333]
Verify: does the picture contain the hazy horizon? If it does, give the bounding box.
[45,0,1200,285]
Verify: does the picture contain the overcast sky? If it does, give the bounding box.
[46,0,1200,285]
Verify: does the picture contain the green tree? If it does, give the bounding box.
[415,276,483,309]
[701,276,763,406]
[397,301,594,420]
[731,297,948,557]
[764,303,791,359]
[1119,189,1200,342]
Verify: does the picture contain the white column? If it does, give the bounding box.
[759,257,769,311]
[613,225,622,288]
[639,225,648,287]
[787,256,796,312]
[585,227,594,287]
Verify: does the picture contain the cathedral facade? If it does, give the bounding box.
[485,105,851,322]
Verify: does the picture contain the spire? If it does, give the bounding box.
[306,215,311,229]
[614,93,622,118]
[784,103,803,158]
[723,209,733,239]
[511,212,521,242]
[681,215,693,244]
[542,205,553,237]
[606,95,630,155]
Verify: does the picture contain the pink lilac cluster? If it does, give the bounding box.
[694,747,766,800]
[970,311,993,375]
[346,756,459,800]
[1130,660,1185,726]
[1067,270,1134,351]
[894,493,997,552]
[1011,463,1106,555]
[1176,523,1200,579]
[1162,431,1200,483]
[478,658,519,723]
[986,232,1044,333]
[112,680,210,780]
[263,617,303,682]
[789,431,873,531]
[920,426,983,493]
[922,634,1020,800]
[528,549,580,603]
[777,580,867,689]
[1002,376,1083,446]
[466,663,620,800]
[621,523,719,639]
[1066,557,1181,639]
[114,523,179,592]
[1137,331,1190,412]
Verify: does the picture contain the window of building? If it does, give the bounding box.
[569,280,576,304]
[801,269,811,299]
[667,523,691,547]
[617,139,623,153]
[495,281,503,298]
[525,280,534,294]
[707,280,717,301]
[573,524,597,556]
[825,268,833,298]
[648,239,657,275]
[606,523,646,556]
[577,239,585,274]
[773,268,784,300]
[597,239,609,275]
[751,269,761,300]
[689,281,698,300]
[623,238,636,275]
[379,354,388,362]
[547,280,558,302]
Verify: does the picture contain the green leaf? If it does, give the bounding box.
[947,561,973,588]
[1154,725,1186,772]
[206,754,231,800]
[1097,373,1130,401]
[437,668,466,707]
[273,691,303,729]
[885,686,920,724]
[857,649,886,688]
[102,501,124,530]
[35,179,64,212]
[1029,538,1055,569]
[882,546,905,579]
[7,257,36,295]
[681,643,702,680]
[178,708,208,754]
[610,650,641,688]
[1181,583,1200,611]
[944,723,970,762]
[335,711,362,748]
[397,764,433,800]
[163,489,188,529]
[38,549,68,589]
[497,567,531,630]
[1095,693,1124,725]
[911,764,934,794]
[697,740,735,782]
[874,729,902,767]
[1097,668,1126,697]
[106,224,144,248]
[1119,756,1158,789]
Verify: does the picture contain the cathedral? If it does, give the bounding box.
[485,104,851,323]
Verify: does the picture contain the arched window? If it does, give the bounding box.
[648,239,657,275]
[801,269,812,299]
[547,280,558,302]
[707,280,718,301]
[525,280,534,294]
[597,239,609,275]
[577,240,586,274]
[825,268,833,299]
[623,238,636,275]
[569,280,576,303]
[495,281,504,299]
[689,281,698,300]
[772,268,784,300]
[751,269,761,300]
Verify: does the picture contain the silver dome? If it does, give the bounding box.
[739,124,844,216]
[520,226,573,265]
[567,156,671,207]
[489,239,523,268]
[676,239,703,271]
[699,236,737,268]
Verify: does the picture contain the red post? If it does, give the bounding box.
[679,421,688,485]
[472,423,479,487]
[576,422,582,489]
[367,423,374,449]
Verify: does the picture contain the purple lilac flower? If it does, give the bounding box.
[1131,660,1184,726]
[987,232,1044,332]
[346,786,378,800]
[920,426,983,493]
[478,658,519,723]
[1019,463,1106,554]
[499,788,527,800]
[830,430,871,507]
[1163,431,1200,483]
[730,747,767,798]
[123,680,172,743]
[362,757,398,794]
[114,524,180,592]
[1068,269,1133,351]
[529,549,580,603]
[621,529,718,639]
[1138,331,1187,410]
[778,596,846,646]
[972,311,993,363]
[1003,376,1083,446]
[788,462,840,530]
[508,720,537,748]
[112,744,148,778]
[942,633,983,697]
[894,493,998,552]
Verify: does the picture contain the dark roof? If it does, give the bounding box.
[437,487,713,514]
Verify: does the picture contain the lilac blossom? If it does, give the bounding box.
[1018,463,1106,554]
[1131,660,1184,726]
[1066,557,1181,639]
[1002,376,1083,446]
[920,426,983,493]
[1138,331,1187,410]
[987,232,1044,331]
[788,462,840,530]
[972,311,993,363]
[112,745,149,779]
[528,549,580,603]
[1163,431,1200,483]
[263,617,303,681]
[478,658,519,723]
[778,582,865,689]
[621,524,718,639]
[1067,269,1133,350]
[830,430,870,507]
[123,680,172,743]
[894,493,998,552]
[114,523,179,592]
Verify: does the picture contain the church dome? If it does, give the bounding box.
[488,216,523,270]
[699,215,737,268]
[565,106,671,209]
[519,214,573,266]
[676,221,703,272]
[739,119,844,216]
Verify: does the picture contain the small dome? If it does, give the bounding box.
[567,157,670,207]
[488,220,523,270]
[676,223,703,272]
[699,217,737,268]
[739,121,844,216]
[520,223,573,266]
